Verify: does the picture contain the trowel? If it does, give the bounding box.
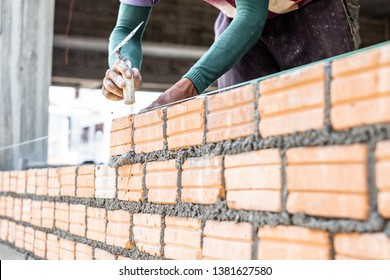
[111,21,144,105]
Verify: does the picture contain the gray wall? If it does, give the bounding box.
[0,0,55,170]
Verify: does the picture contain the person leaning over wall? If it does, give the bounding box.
[102,0,360,110]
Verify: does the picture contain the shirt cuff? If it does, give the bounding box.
[120,0,160,7]
[183,70,209,94]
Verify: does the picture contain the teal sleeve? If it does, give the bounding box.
[108,3,151,69]
[183,0,269,93]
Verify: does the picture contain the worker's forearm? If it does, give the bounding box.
[108,3,151,69]
[183,0,269,93]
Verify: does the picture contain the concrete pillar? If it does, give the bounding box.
[0,0,55,170]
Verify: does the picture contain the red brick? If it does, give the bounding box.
[46,234,60,260]
[334,233,390,260]
[1,219,9,241]
[87,207,107,243]
[34,230,47,258]
[207,85,256,143]
[22,199,32,223]
[331,45,390,130]
[69,204,86,237]
[77,165,95,198]
[286,145,369,220]
[9,171,17,192]
[164,216,202,260]
[224,149,282,212]
[375,140,390,218]
[133,213,161,256]
[59,166,76,197]
[42,201,55,229]
[59,239,75,260]
[6,196,14,218]
[36,168,48,195]
[15,225,25,249]
[110,115,133,156]
[13,198,22,221]
[48,168,61,196]
[106,210,131,248]
[26,169,37,194]
[95,165,116,199]
[181,156,223,204]
[259,64,326,138]
[76,243,94,260]
[16,171,26,194]
[55,202,70,231]
[2,172,10,192]
[257,226,330,260]
[94,249,116,260]
[167,97,205,150]
[145,160,178,204]
[203,220,252,260]
[31,200,42,227]
[134,109,164,154]
[117,164,144,202]
[24,227,35,252]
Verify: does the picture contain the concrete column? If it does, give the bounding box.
[0,0,55,170]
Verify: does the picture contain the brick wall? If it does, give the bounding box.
[1,43,390,259]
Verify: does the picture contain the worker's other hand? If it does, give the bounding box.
[102,59,143,101]
[140,78,198,113]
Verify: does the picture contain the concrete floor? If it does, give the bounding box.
[0,244,26,260]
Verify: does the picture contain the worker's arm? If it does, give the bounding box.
[184,0,269,93]
[103,3,151,101]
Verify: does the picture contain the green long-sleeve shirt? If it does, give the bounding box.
[109,0,269,93]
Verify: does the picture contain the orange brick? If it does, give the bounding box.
[259,63,325,138]
[203,220,253,260]
[257,226,330,260]
[24,227,35,252]
[145,160,178,204]
[87,207,107,243]
[31,200,42,227]
[181,156,223,204]
[6,196,14,218]
[2,172,10,192]
[0,196,6,216]
[77,165,95,198]
[106,210,131,248]
[48,168,61,196]
[164,216,202,260]
[76,243,93,260]
[224,149,282,211]
[375,140,390,218]
[59,239,75,260]
[36,168,48,195]
[26,169,37,194]
[46,234,60,260]
[286,145,369,220]
[110,115,133,156]
[167,97,205,150]
[69,204,86,237]
[1,220,9,241]
[95,165,116,199]
[22,199,32,223]
[94,248,116,260]
[15,225,25,249]
[134,109,164,154]
[117,256,131,260]
[13,198,22,221]
[55,202,69,231]
[16,171,26,194]
[59,167,76,197]
[7,222,16,244]
[334,233,390,260]
[207,85,256,143]
[34,230,47,258]
[117,164,144,202]
[42,201,55,228]
[331,45,390,130]
[133,213,161,256]
[0,172,2,191]
[9,171,17,192]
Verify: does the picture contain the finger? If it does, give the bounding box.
[114,59,132,79]
[103,77,123,98]
[106,69,126,89]
[132,68,143,89]
[102,87,122,101]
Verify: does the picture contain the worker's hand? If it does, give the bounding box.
[140,78,198,113]
[102,59,143,101]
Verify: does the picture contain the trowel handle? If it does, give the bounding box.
[122,59,136,105]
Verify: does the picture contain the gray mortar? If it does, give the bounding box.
[203,96,208,145]
[142,162,149,203]
[84,205,88,238]
[368,140,378,212]
[129,213,135,251]
[176,158,183,205]
[324,63,332,131]
[329,233,336,260]
[251,224,259,260]
[74,166,79,197]
[221,155,227,200]
[114,168,119,200]
[200,219,206,253]
[159,215,166,258]
[162,107,168,151]
[131,118,135,151]
[280,148,288,214]
[253,82,261,141]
